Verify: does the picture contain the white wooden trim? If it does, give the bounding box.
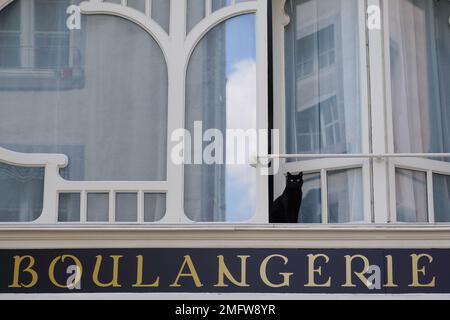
[1,227,450,249]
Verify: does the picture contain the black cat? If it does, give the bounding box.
[269,172,304,224]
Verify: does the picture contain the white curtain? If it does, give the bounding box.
[0,164,44,222]
[389,0,450,222]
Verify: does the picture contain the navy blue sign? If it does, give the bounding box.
[0,249,449,294]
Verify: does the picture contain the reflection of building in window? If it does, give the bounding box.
[34,0,71,69]
[291,16,351,155]
[0,0,21,68]
[296,25,335,79]
[0,0,83,90]
[295,96,344,153]
[0,0,70,69]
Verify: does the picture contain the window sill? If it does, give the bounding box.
[0,225,449,248]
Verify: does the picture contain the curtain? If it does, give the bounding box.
[0,0,168,222]
[284,0,363,223]
[389,0,450,222]
[0,163,44,222]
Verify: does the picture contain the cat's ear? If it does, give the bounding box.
[298,172,304,178]
[287,173,292,178]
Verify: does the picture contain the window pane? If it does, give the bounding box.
[0,11,168,181]
[328,168,364,223]
[299,172,321,223]
[58,193,81,222]
[144,193,166,222]
[396,169,428,223]
[152,0,170,33]
[0,163,44,222]
[127,0,146,13]
[433,174,450,223]
[285,0,362,159]
[212,0,232,12]
[87,193,109,222]
[0,0,21,68]
[187,0,205,34]
[389,0,450,160]
[185,14,257,222]
[116,193,137,222]
[34,0,71,69]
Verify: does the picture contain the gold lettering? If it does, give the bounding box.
[133,255,160,288]
[170,255,203,288]
[9,256,38,289]
[409,254,436,288]
[305,254,331,288]
[384,255,398,288]
[215,255,250,288]
[92,255,123,288]
[260,255,293,288]
[48,255,83,289]
[342,255,370,288]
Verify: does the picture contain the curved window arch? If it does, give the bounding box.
[185,13,257,222]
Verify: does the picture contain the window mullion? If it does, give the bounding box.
[368,0,390,224]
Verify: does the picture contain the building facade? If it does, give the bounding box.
[0,0,450,298]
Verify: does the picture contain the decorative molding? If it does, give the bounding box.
[1,226,450,248]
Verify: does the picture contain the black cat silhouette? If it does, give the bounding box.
[269,172,304,224]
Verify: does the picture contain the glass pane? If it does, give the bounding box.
[152,0,170,33]
[185,14,257,222]
[58,193,81,222]
[0,0,21,68]
[87,193,109,222]
[144,193,166,222]
[0,6,168,182]
[389,0,450,161]
[285,0,362,159]
[127,0,146,13]
[328,168,364,223]
[433,174,450,223]
[212,0,232,12]
[187,0,205,34]
[116,193,137,222]
[396,169,428,223]
[298,172,321,223]
[0,163,44,222]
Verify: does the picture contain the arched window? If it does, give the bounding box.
[185,14,257,222]
[0,0,168,223]
[0,0,268,225]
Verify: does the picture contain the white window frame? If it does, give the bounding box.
[272,0,372,224]
[0,0,269,225]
